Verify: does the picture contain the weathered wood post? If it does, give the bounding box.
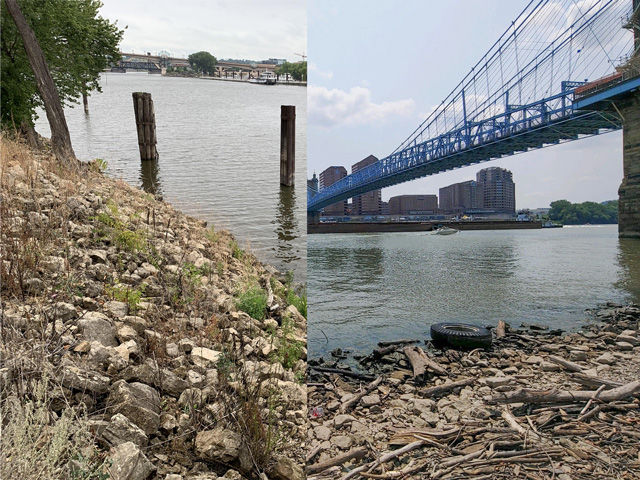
[132,92,158,161]
[280,105,295,186]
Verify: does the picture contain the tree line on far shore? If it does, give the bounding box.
[549,199,618,225]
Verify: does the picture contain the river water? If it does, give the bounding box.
[36,73,307,281]
[308,225,640,358]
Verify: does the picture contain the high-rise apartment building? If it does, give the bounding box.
[319,166,348,215]
[438,180,483,213]
[389,195,438,215]
[476,167,515,213]
[352,155,381,215]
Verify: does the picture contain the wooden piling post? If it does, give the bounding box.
[132,92,158,161]
[280,105,295,186]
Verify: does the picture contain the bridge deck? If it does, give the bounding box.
[308,90,622,212]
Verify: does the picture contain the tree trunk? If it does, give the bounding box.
[20,120,41,149]
[4,0,76,167]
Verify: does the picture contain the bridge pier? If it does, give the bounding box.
[618,91,640,238]
[307,211,320,225]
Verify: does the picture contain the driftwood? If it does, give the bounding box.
[501,407,540,441]
[308,466,341,480]
[307,446,368,475]
[571,372,624,390]
[372,345,398,358]
[548,355,585,372]
[496,320,506,339]
[403,346,448,381]
[489,380,640,404]
[378,339,420,347]
[312,366,376,381]
[341,440,425,480]
[339,376,383,413]
[418,377,475,398]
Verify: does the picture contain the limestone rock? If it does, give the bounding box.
[101,413,148,448]
[271,455,304,480]
[59,365,110,394]
[195,427,242,463]
[78,312,117,347]
[107,380,161,435]
[105,300,129,319]
[361,394,381,407]
[191,347,222,368]
[108,441,155,480]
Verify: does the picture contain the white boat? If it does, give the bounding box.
[431,225,459,235]
[249,71,277,85]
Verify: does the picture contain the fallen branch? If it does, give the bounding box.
[403,346,448,381]
[339,376,383,413]
[548,355,585,372]
[571,372,624,390]
[307,447,369,476]
[502,408,540,441]
[312,366,376,381]
[341,440,425,480]
[488,380,640,404]
[418,377,475,398]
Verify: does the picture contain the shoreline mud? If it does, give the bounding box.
[307,305,640,479]
[0,135,306,480]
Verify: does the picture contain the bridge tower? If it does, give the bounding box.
[618,0,640,238]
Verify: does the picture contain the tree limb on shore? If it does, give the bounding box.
[418,377,475,398]
[339,376,383,413]
[307,447,369,476]
[403,346,448,381]
[488,380,640,404]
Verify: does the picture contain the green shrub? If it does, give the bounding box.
[235,286,267,320]
[272,316,304,369]
[286,287,307,318]
[106,283,145,314]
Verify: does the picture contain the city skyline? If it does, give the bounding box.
[307,0,625,209]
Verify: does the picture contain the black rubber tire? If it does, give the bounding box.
[430,323,492,349]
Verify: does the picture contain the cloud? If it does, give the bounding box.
[308,62,333,80]
[309,85,415,128]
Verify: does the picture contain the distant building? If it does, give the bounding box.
[319,166,348,216]
[439,180,483,214]
[389,195,438,215]
[352,155,381,215]
[380,201,390,216]
[307,172,318,192]
[476,167,515,213]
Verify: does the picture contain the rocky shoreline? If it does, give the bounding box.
[307,305,640,479]
[0,136,306,480]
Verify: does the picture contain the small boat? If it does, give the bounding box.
[249,71,277,85]
[541,221,563,228]
[431,225,459,235]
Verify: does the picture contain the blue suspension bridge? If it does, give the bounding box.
[308,0,640,234]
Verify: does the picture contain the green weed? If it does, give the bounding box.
[235,286,267,320]
[106,283,145,314]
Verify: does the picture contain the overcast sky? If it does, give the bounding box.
[307,0,625,209]
[99,0,306,61]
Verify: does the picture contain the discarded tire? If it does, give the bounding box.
[430,323,492,349]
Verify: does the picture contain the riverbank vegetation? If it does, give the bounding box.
[549,199,618,225]
[0,0,123,139]
[0,134,306,479]
[275,61,307,81]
